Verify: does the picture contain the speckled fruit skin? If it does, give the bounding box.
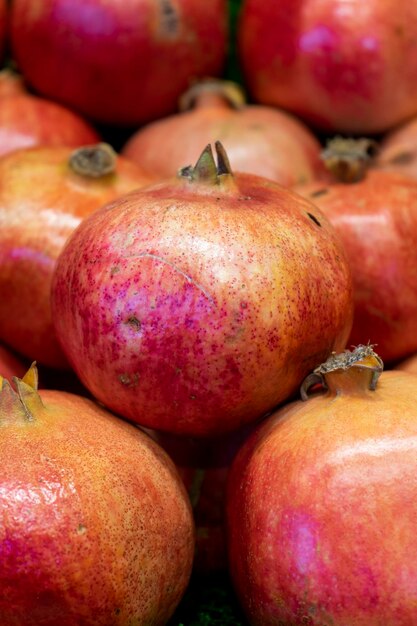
[226,367,417,626]
[239,0,417,134]
[0,92,101,158]
[10,0,228,126]
[0,381,194,626]
[0,146,152,369]
[122,82,326,187]
[0,344,26,380]
[297,170,417,364]
[51,168,353,437]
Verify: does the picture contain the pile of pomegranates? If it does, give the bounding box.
[0,1,416,624]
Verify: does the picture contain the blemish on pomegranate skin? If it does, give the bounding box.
[157,0,180,38]
[119,373,140,387]
[124,316,141,331]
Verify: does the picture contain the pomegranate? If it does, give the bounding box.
[296,137,417,364]
[10,0,228,126]
[227,344,417,626]
[0,143,153,369]
[375,115,417,181]
[0,364,194,625]
[51,141,353,437]
[0,344,26,380]
[0,89,102,158]
[122,79,326,187]
[238,0,417,134]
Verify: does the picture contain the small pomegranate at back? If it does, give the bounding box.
[122,79,326,187]
[51,141,353,437]
[0,143,153,368]
[0,364,194,625]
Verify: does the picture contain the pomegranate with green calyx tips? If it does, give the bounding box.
[0,363,194,626]
[122,78,326,187]
[51,141,353,437]
[227,344,417,626]
[296,136,417,364]
[0,143,153,369]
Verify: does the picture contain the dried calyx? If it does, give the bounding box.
[321,136,378,183]
[69,142,117,178]
[178,78,246,112]
[300,344,384,400]
[0,363,43,423]
[178,141,233,185]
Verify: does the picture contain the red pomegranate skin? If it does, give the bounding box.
[297,170,417,363]
[376,115,417,181]
[0,344,26,380]
[122,87,326,187]
[0,0,7,63]
[0,383,194,625]
[10,0,228,126]
[51,169,353,437]
[239,0,417,134]
[0,93,101,157]
[0,145,153,369]
[226,368,417,626]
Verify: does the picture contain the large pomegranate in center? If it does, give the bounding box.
[51,142,353,437]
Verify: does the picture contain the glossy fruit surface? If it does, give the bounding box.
[51,142,353,437]
[239,0,417,133]
[227,345,417,626]
[0,92,101,157]
[10,0,228,126]
[0,365,194,625]
[122,79,325,187]
[0,144,153,368]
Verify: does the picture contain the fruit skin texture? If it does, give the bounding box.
[226,350,417,626]
[297,170,417,363]
[239,0,417,134]
[0,370,194,626]
[10,0,228,126]
[0,92,101,158]
[122,80,326,187]
[51,154,353,437]
[0,145,153,369]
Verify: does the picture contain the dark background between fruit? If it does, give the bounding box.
[167,5,248,623]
